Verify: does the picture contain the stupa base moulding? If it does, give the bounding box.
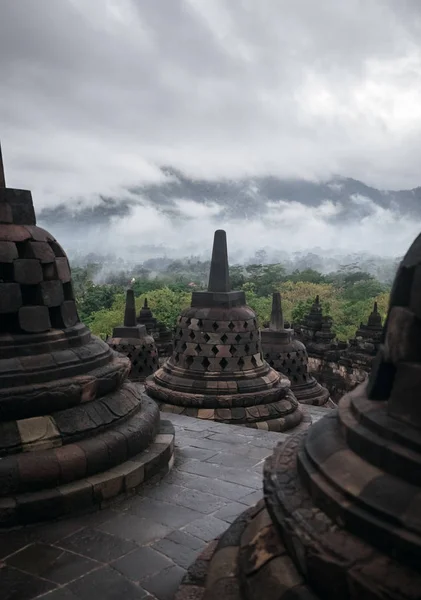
[176,434,421,600]
[0,416,174,527]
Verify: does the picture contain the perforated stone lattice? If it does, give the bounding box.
[170,317,265,372]
[109,340,158,381]
[0,234,78,334]
[264,348,311,384]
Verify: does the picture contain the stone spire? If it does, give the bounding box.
[108,290,158,381]
[208,229,230,292]
[0,144,173,526]
[0,141,5,188]
[269,291,284,331]
[112,289,145,338]
[146,230,306,432]
[367,300,382,328]
[176,230,421,600]
[261,293,331,407]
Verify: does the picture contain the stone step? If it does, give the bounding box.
[0,421,175,528]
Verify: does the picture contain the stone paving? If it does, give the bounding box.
[0,407,327,600]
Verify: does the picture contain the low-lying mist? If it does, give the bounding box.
[40,193,415,282]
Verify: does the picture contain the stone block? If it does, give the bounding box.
[42,262,58,280]
[0,223,31,242]
[55,444,87,483]
[24,241,55,263]
[14,259,43,284]
[0,282,22,313]
[389,362,421,428]
[384,306,421,364]
[18,306,51,332]
[87,470,124,503]
[24,225,55,242]
[0,202,12,223]
[17,451,61,491]
[17,416,61,451]
[55,257,71,282]
[0,241,18,262]
[60,479,94,514]
[36,280,64,307]
[52,300,78,328]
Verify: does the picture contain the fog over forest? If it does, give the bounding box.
[2,0,421,274]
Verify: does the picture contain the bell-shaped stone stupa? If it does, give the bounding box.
[137,298,173,358]
[146,230,306,432]
[107,289,159,381]
[176,231,421,600]
[299,294,336,344]
[0,145,174,526]
[354,300,383,347]
[261,292,331,406]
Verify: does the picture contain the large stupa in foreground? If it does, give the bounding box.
[0,144,174,526]
[146,230,307,432]
[176,230,421,599]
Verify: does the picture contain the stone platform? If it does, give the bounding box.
[0,407,328,600]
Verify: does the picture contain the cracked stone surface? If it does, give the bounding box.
[0,407,327,600]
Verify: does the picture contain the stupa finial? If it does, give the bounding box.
[0,142,6,188]
[208,230,230,293]
[270,292,284,331]
[373,301,378,313]
[124,289,137,327]
[315,295,320,304]
[144,298,149,308]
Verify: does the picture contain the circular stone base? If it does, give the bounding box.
[0,420,175,527]
[291,379,332,407]
[155,392,310,432]
[263,430,421,599]
[175,499,314,600]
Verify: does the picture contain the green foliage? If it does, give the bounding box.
[88,287,191,339]
[73,261,392,343]
[76,282,121,324]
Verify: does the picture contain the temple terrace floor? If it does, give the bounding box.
[1,406,328,600]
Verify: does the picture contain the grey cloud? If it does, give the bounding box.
[1,0,421,209]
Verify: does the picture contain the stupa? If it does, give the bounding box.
[353,300,383,350]
[145,230,306,432]
[0,144,174,526]
[176,231,421,600]
[261,292,331,406]
[107,289,159,381]
[137,297,173,358]
[298,295,336,344]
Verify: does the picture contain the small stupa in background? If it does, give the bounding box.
[107,289,159,381]
[261,292,332,406]
[137,298,173,358]
[299,294,336,344]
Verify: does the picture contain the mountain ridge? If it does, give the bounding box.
[39,169,421,228]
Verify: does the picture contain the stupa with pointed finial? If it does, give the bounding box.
[261,293,331,406]
[0,143,174,526]
[344,301,384,371]
[107,290,158,381]
[354,301,383,345]
[176,231,421,600]
[297,294,336,345]
[137,298,173,358]
[145,230,306,432]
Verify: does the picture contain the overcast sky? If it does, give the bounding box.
[1,0,421,263]
[1,0,421,206]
